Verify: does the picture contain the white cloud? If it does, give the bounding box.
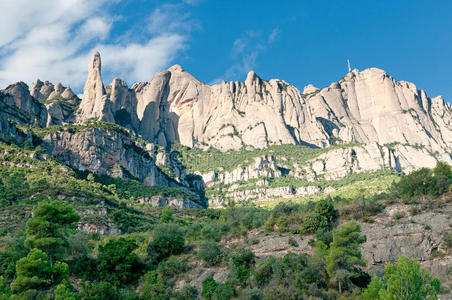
[212,28,280,83]
[147,3,200,34]
[0,0,193,92]
[99,34,187,82]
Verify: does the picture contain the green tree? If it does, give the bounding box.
[0,276,11,300]
[362,275,384,300]
[159,207,174,223]
[81,281,119,300]
[228,247,255,285]
[147,224,185,263]
[10,249,68,296]
[326,221,366,294]
[54,282,76,300]
[314,198,336,224]
[25,200,80,265]
[140,271,172,300]
[433,162,452,178]
[97,238,145,286]
[202,276,219,300]
[0,232,27,280]
[363,256,440,300]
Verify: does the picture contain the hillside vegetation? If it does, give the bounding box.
[0,138,451,299]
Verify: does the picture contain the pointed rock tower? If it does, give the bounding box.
[77,51,114,122]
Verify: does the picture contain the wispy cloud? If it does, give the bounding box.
[268,28,280,43]
[0,0,196,92]
[212,28,280,84]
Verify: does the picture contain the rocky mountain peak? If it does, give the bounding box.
[77,51,113,123]
[245,70,258,84]
[168,64,184,72]
[302,84,319,94]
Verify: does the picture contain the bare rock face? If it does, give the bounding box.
[2,82,47,127]
[29,79,80,126]
[30,80,54,99]
[102,55,452,161]
[359,200,452,292]
[105,78,139,131]
[77,52,114,122]
[73,53,452,171]
[40,127,205,206]
[31,80,79,104]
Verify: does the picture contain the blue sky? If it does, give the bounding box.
[1,0,451,102]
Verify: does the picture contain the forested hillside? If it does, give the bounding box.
[0,136,451,299]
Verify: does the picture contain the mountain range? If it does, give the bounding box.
[1,51,452,207]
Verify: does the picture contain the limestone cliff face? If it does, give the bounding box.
[40,128,206,207]
[76,53,452,158]
[2,51,452,206]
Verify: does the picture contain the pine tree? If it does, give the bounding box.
[24,200,79,265]
[326,221,366,294]
[363,255,440,300]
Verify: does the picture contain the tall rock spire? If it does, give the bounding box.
[77,51,114,122]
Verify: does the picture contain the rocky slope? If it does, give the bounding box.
[170,195,452,297]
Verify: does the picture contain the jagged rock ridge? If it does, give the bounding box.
[1,51,452,206]
[77,52,452,156]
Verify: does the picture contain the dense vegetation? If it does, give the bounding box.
[0,135,451,298]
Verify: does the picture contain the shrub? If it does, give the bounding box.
[393,164,452,200]
[201,276,218,300]
[197,241,223,266]
[201,277,235,300]
[362,216,374,223]
[0,232,27,280]
[443,231,452,249]
[172,285,197,300]
[392,211,405,220]
[97,238,145,286]
[159,207,174,223]
[157,257,188,279]
[314,198,336,223]
[81,281,119,300]
[228,247,255,284]
[288,236,298,247]
[147,224,185,263]
[112,210,140,233]
[140,271,172,299]
[302,212,329,233]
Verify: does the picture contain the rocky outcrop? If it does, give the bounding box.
[73,52,452,171]
[77,52,114,122]
[359,200,452,293]
[40,127,206,206]
[102,61,452,156]
[41,128,165,184]
[2,51,452,206]
[30,79,80,126]
[31,80,78,104]
[209,184,321,207]
[216,155,281,185]
[2,82,47,127]
[138,195,203,209]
